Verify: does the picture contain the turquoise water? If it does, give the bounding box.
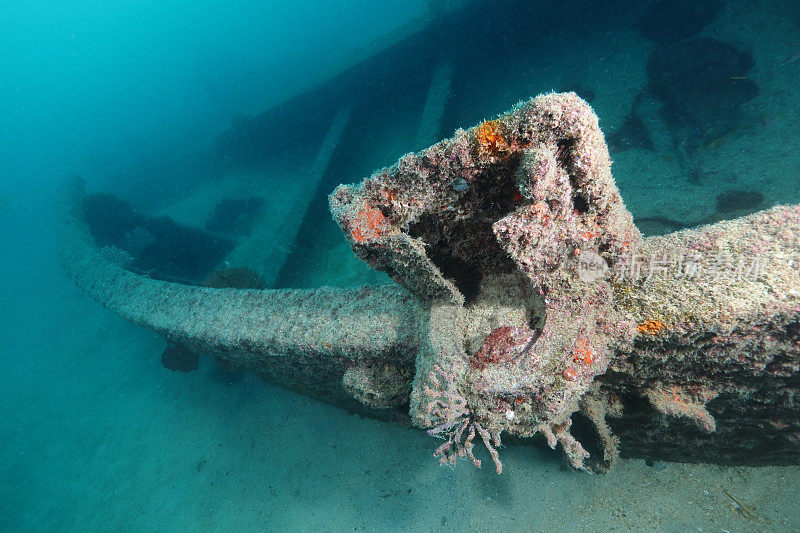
[2,0,799,530]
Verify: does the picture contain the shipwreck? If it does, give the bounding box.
[60,92,800,473]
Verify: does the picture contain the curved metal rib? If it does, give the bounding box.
[59,177,424,416]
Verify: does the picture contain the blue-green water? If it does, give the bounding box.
[2,0,799,530]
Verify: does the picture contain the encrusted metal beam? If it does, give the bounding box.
[59,177,423,419]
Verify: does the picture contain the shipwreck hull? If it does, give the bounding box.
[60,93,800,471]
[61,178,800,467]
[603,208,800,465]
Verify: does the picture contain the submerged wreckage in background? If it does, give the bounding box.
[61,93,800,473]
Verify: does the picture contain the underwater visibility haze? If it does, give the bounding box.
[2,0,800,531]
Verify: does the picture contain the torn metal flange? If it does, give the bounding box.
[331,93,642,471]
